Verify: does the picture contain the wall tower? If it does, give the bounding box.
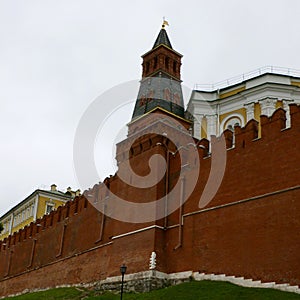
[129,22,190,135]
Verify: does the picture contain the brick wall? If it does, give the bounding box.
[0,106,300,297]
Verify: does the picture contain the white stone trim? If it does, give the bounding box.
[259,97,277,117]
[206,115,218,139]
[219,113,245,133]
[111,225,164,240]
[245,102,255,122]
[33,195,39,222]
[193,114,203,139]
[283,100,293,128]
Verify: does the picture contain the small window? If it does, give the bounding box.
[173,61,177,72]
[145,61,150,73]
[45,203,55,215]
[153,57,158,69]
[165,57,170,69]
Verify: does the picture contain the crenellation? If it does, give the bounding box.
[290,103,300,128]
[28,223,34,238]
[222,129,234,149]
[23,226,28,241]
[196,138,210,157]
[69,198,77,216]
[74,197,79,214]
[77,195,86,212]
[19,227,26,242]
[6,235,11,248]
[234,119,259,149]
[44,213,52,228]
[51,209,59,227]
[260,107,286,139]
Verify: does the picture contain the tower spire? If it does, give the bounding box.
[152,19,172,49]
[130,23,186,127]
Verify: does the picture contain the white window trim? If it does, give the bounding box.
[220,113,245,132]
[45,202,55,215]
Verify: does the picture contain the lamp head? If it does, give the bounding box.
[120,264,127,275]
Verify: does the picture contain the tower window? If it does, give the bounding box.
[145,61,150,73]
[173,61,177,72]
[153,57,157,69]
[165,57,170,69]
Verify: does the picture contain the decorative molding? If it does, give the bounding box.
[206,115,218,139]
[258,98,277,117]
[149,251,156,270]
[283,100,293,127]
[220,113,245,132]
[245,102,255,121]
[193,114,203,139]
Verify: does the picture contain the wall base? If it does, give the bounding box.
[2,270,300,298]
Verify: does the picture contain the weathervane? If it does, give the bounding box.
[162,16,169,29]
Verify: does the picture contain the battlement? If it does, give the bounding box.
[0,195,89,252]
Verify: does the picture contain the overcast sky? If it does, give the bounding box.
[1,0,300,216]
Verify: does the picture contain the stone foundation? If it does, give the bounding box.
[95,270,193,293]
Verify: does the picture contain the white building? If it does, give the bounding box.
[187,67,300,139]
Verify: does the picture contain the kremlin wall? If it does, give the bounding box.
[0,25,300,297]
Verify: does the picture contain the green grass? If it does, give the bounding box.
[8,280,300,300]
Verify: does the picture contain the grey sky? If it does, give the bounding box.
[1,0,300,215]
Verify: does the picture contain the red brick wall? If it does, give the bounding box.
[0,106,300,297]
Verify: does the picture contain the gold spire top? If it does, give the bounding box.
[162,17,169,29]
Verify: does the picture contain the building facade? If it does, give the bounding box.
[188,70,300,139]
[0,185,80,240]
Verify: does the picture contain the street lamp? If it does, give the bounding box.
[120,264,127,300]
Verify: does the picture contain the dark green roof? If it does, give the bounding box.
[153,28,172,49]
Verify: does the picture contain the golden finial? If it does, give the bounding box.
[162,17,169,29]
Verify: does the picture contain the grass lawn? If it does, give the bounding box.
[9,280,300,300]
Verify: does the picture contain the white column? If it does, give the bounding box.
[259,98,276,117]
[245,102,255,122]
[33,195,39,221]
[206,115,218,139]
[193,114,203,139]
[283,100,292,128]
[9,214,13,235]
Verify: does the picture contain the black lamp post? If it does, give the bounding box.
[120,264,127,300]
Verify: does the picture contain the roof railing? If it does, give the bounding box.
[194,66,300,92]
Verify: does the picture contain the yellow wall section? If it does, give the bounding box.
[291,81,300,88]
[254,103,261,137]
[201,117,207,139]
[0,232,9,240]
[219,86,245,99]
[219,108,247,124]
[12,217,34,234]
[276,100,283,109]
[36,196,66,219]
[0,195,67,240]
[0,216,34,240]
